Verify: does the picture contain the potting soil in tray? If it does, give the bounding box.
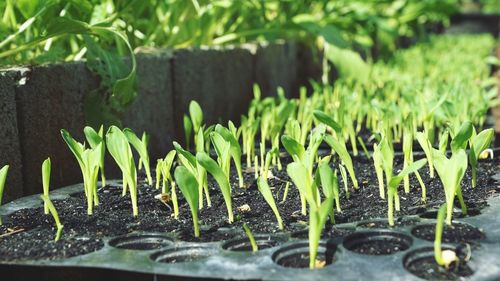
[0,153,499,280]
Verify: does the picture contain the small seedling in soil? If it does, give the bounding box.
[39,195,63,241]
[124,129,153,186]
[196,151,234,223]
[106,126,138,217]
[215,124,244,187]
[242,223,258,252]
[468,127,494,188]
[42,157,51,215]
[174,166,200,237]
[61,129,103,215]
[0,165,9,225]
[256,177,284,230]
[84,125,106,187]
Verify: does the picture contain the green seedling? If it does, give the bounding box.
[124,129,153,186]
[210,131,232,179]
[469,128,494,188]
[173,141,210,209]
[387,159,427,226]
[287,161,333,269]
[215,125,244,187]
[324,135,359,189]
[434,204,464,269]
[174,166,200,237]
[106,126,138,217]
[183,114,193,150]
[432,148,468,225]
[42,157,51,215]
[372,143,385,199]
[318,162,341,214]
[242,223,258,252]
[416,131,435,178]
[189,100,204,148]
[0,165,9,225]
[40,195,64,242]
[61,129,102,215]
[257,177,284,230]
[155,159,163,189]
[196,152,233,223]
[450,121,473,154]
[84,126,106,187]
[281,181,290,203]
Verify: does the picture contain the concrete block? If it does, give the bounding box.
[0,70,24,202]
[122,49,175,161]
[15,62,99,195]
[255,42,299,98]
[172,46,254,143]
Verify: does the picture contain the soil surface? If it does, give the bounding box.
[0,152,498,263]
[405,255,473,281]
[411,222,485,244]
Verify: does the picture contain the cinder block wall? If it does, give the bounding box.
[0,42,323,202]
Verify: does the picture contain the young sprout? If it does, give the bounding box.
[256,177,284,230]
[281,181,290,203]
[42,157,51,215]
[159,150,178,218]
[196,152,233,223]
[287,161,334,269]
[416,131,435,178]
[0,165,9,225]
[215,124,244,188]
[155,159,163,189]
[174,141,210,209]
[372,143,385,199]
[39,195,63,241]
[434,204,459,269]
[84,126,106,187]
[318,161,341,215]
[432,148,468,225]
[61,129,103,215]
[386,159,427,226]
[324,135,359,189]
[106,126,138,217]
[174,166,200,237]
[124,129,153,186]
[183,114,193,150]
[242,223,258,252]
[469,128,494,188]
[189,100,203,148]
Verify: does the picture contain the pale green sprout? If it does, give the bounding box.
[157,150,178,218]
[196,152,234,223]
[84,126,106,187]
[155,159,162,189]
[387,159,427,226]
[106,126,138,217]
[318,162,341,215]
[372,143,385,199]
[434,204,461,269]
[0,165,9,225]
[287,161,333,269]
[61,129,102,215]
[40,195,64,242]
[324,135,359,189]
[469,128,494,188]
[183,114,193,150]
[242,223,258,252]
[338,164,349,199]
[174,166,200,237]
[42,157,51,214]
[281,181,290,203]
[124,129,153,186]
[432,148,468,225]
[174,141,210,209]
[416,131,435,178]
[257,177,284,230]
[189,100,204,148]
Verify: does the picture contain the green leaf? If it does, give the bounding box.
[60,129,85,171]
[124,128,152,185]
[388,159,427,190]
[174,166,199,237]
[324,135,358,188]
[215,124,244,187]
[313,110,342,133]
[286,162,315,205]
[189,101,203,133]
[0,165,10,207]
[257,177,284,230]
[450,121,473,154]
[196,152,233,223]
[281,135,305,161]
[184,114,193,148]
[39,195,63,241]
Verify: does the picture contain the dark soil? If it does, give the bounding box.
[405,256,473,281]
[357,217,420,229]
[411,222,485,244]
[0,152,498,262]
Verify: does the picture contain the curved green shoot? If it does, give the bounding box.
[416,131,435,178]
[372,143,385,199]
[324,135,358,189]
[106,126,138,217]
[313,110,342,134]
[318,162,340,215]
[242,223,258,252]
[196,152,233,223]
[174,166,200,237]
[450,121,473,154]
[434,204,458,268]
[84,126,106,187]
[215,124,244,188]
[0,165,9,225]
[42,157,51,215]
[124,129,152,186]
[469,128,493,188]
[387,159,427,226]
[40,195,64,242]
[257,177,284,230]
[183,114,193,150]
[432,148,468,225]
